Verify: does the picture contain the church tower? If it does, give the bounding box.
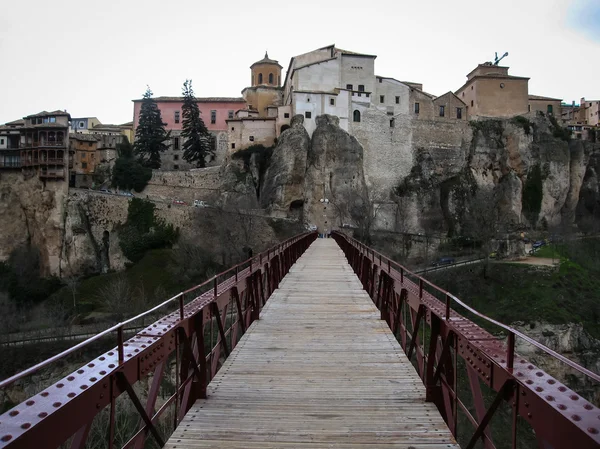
[250,52,282,87]
[241,52,284,117]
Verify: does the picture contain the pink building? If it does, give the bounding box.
[132,96,246,170]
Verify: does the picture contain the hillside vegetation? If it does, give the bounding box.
[428,238,600,338]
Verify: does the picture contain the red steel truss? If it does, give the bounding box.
[332,231,600,449]
[0,232,316,449]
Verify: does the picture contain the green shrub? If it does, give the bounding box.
[511,116,534,135]
[549,115,572,142]
[119,199,179,263]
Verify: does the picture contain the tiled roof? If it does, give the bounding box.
[132,96,245,103]
[529,95,563,101]
[24,110,70,118]
[70,133,100,142]
[250,52,283,68]
[336,47,377,58]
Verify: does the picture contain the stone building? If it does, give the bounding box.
[71,117,101,133]
[69,133,99,188]
[132,97,246,170]
[0,119,24,169]
[455,63,529,118]
[226,53,285,153]
[581,97,600,127]
[19,111,71,181]
[528,95,562,117]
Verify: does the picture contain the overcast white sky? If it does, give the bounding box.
[0,0,598,125]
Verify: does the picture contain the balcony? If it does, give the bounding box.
[39,170,65,179]
[21,141,66,149]
[20,158,65,167]
[0,161,21,168]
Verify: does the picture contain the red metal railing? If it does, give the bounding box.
[332,231,600,449]
[0,232,317,449]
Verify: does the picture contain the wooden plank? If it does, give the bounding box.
[165,239,459,449]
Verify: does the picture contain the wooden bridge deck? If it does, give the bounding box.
[165,239,459,448]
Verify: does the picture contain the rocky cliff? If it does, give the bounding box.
[0,172,67,276]
[1,113,599,277]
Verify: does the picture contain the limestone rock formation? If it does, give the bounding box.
[0,172,67,276]
[304,114,368,230]
[260,115,310,217]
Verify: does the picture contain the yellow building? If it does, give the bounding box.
[455,64,529,118]
[242,53,283,116]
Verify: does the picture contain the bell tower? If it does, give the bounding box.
[250,52,283,87]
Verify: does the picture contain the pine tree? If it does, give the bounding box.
[133,86,170,169]
[181,79,213,167]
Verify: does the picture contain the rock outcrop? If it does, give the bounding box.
[260,115,310,216]
[0,172,67,276]
[304,114,368,229]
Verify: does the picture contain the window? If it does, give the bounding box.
[82,162,87,169]
[268,73,273,84]
[395,96,400,104]
[174,154,179,160]
[307,98,310,102]
[258,73,263,84]
[528,105,531,112]
[231,143,236,149]
[210,110,216,124]
[390,119,395,128]
[49,117,56,123]
[174,165,179,169]
[471,86,473,90]
[305,111,311,119]
[457,107,462,119]
[358,85,365,92]
[174,137,180,150]
[471,100,474,107]
[0,139,4,145]
[380,95,385,103]
[353,110,361,122]
[439,105,445,117]
[547,104,553,114]
[88,142,93,147]
[231,127,235,131]
[330,98,335,106]
[462,92,464,97]
[346,84,353,90]
[249,136,254,142]
[284,112,290,118]
[378,78,382,83]
[81,153,87,160]
[79,121,84,128]
[414,103,420,114]
[228,110,234,119]
[174,111,180,124]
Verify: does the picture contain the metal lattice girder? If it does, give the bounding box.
[0,233,317,449]
[332,231,600,449]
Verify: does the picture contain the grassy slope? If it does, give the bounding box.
[49,249,194,317]
[429,240,600,338]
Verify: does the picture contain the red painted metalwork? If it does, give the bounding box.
[0,232,316,449]
[332,231,600,449]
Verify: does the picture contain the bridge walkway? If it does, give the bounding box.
[165,239,459,448]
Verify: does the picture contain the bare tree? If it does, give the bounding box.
[336,189,381,244]
[96,276,133,320]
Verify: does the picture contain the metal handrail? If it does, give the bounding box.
[0,231,313,388]
[333,231,600,382]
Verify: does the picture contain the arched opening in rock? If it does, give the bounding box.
[289,199,304,219]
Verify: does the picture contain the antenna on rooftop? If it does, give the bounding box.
[494,51,509,66]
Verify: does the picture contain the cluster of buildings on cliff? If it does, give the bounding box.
[1,44,598,184]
